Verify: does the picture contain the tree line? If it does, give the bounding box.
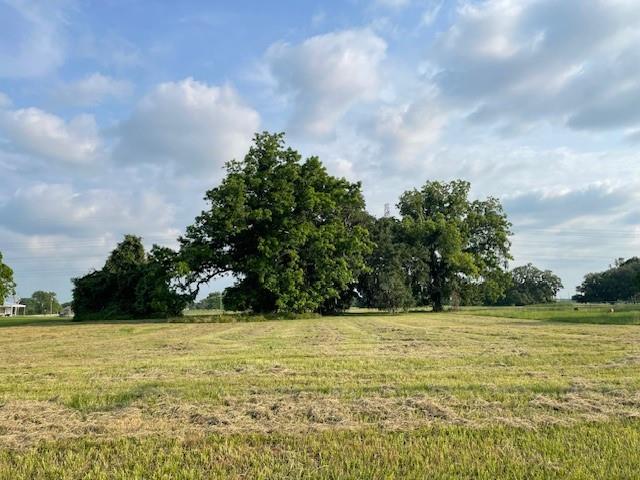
[573,257,640,303]
[68,132,570,320]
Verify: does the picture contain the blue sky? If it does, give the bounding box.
[1,0,640,301]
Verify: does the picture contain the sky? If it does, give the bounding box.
[1,0,639,302]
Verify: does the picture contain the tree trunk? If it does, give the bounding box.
[432,291,444,312]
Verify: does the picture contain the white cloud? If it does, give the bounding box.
[0,107,101,165]
[421,1,443,26]
[372,92,447,162]
[53,73,133,107]
[0,92,11,108]
[503,183,636,227]
[374,0,412,8]
[0,1,66,77]
[431,0,640,132]
[0,183,176,238]
[115,78,260,174]
[265,29,387,137]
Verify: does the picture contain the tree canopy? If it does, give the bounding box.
[357,217,414,312]
[397,180,512,311]
[500,263,563,306]
[22,291,61,315]
[72,235,189,320]
[0,251,15,303]
[354,181,512,312]
[573,257,640,303]
[191,292,224,310]
[68,134,523,317]
[180,132,372,313]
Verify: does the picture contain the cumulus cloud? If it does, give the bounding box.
[265,29,387,137]
[53,73,133,107]
[0,107,101,165]
[372,91,447,162]
[432,0,640,132]
[0,1,66,77]
[0,183,176,238]
[115,78,260,174]
[0,183,181,299]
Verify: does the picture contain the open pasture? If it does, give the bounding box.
[460,303,640,325]
[1,308,639,478]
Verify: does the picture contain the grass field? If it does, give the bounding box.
[1,306,639,478]
[458,303,640,325]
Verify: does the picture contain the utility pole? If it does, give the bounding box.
[384,203,391,218]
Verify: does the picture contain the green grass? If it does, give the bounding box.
[459,303,640,325]
[0,314,68,328]
[1,306,639,478]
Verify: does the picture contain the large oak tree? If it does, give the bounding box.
[180,132,371,313]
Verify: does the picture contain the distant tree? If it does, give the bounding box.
[72,235,189,320]
[24,291,61,314]
[397,180,512,311]
[573,257,640,303]
[0,251,16,302]
[500,264,563,306]
[192,292,224,310]
[357,217,414,312]
[457,269,513,307]
[180,132,372,313]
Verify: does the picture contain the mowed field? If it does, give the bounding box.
[1,307,640,479]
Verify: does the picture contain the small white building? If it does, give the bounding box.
[1,303,26,317]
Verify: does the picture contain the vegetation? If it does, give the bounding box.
[357,217,414,312]
[397,180,512,311]
[21,291,61,315]
[2,423,640,479]
[72,235,189,321]
[498,263,563,306]
[1,306,640,477]
[573,257,640,303]
[68,134,519,318]
[459,303,640,325]
[0,252,15,302]
[190,291,224,311]
[180,132,372,314]
[59,132,630,322]
[358,181,512,312]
